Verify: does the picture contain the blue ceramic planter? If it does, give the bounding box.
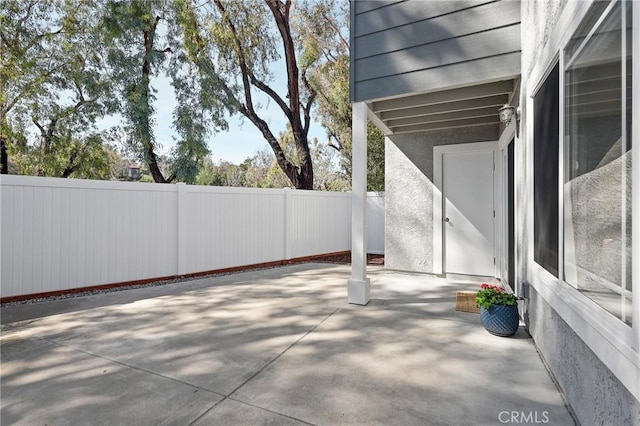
[480,304,519,337]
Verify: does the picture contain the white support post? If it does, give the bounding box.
[348,102,370,305]
[632,1,640,344]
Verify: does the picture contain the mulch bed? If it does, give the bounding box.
[1,253,384,307]
[0,252,384,307]
[312,253,384,266]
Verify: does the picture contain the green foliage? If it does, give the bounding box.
[366,124,385,191]
[1,0,382,189]
[101,0,206,183]
[194,130,349,191]
[2,0,222,182]
[173,0,319,189]
[1,0,117,177]
[14,134,118,179]
[297,1,384,191]
[476,284,518,309]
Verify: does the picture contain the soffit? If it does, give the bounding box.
[369,79,519,135]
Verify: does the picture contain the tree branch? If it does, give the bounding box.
[0,30,12,49]
[14,1,37,37]
[300,72,316,135]
[3,63,66,115]
[248,73,292,121]
[212,0,256,114]
[327,129,343,152]
[328,142,342,152]
[239,103,298,183]
[265,0,300,121]
[23,28,64,55]
[32,118,46,136]
[176,4,242,111]
[73,80,85,102]
[321,10,349,51]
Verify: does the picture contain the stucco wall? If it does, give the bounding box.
[384,125,498,273]
[526,287,640,425]
[519,1,640,424]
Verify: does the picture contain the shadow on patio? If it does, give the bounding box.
[0,264,575,425]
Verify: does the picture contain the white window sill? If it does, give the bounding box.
[528,261,639,400]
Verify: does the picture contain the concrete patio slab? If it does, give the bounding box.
[232,309,572,426]
[1,264,575,425]
[1,335,223,425]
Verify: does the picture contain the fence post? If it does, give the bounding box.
[176,183,187,275]
[284,188,292,260]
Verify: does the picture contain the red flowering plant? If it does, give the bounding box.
[475,283,518,309]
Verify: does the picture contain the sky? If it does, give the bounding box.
[107,66,328,165]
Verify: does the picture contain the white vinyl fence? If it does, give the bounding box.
[367,192,385,255]
[0,175,384,299]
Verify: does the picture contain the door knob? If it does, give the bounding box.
[444,217,450,222]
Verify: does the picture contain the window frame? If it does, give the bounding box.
[525,0,639,401]
[532,62,560,278]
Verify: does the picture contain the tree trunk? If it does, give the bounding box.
[267,0,314,190]
[147,149,168,183]
[140,20,169,184]
[60,150,75,178]
[295,153,313,190]
[61,166,74,178]
[1,137,8,174]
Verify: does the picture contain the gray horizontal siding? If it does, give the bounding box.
[355,51,521,102]
[351,0,521,102]
[355,1,520,59]
[353,0,405,15]
[354,0,494,37]
[355,24,520,81]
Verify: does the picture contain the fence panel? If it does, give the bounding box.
[367,192,385,254]
[181,186,287,274]
[0,176,177,298]
[288,190,352,258]
[1,176,385,299]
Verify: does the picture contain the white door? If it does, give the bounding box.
[442,148,496,276]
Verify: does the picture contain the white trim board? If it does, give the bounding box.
[497,122,517,288]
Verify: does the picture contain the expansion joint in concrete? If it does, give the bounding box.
[188,308,339,426]
[37,335,223,396]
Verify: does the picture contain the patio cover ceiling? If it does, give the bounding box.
[368,79,519,135]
